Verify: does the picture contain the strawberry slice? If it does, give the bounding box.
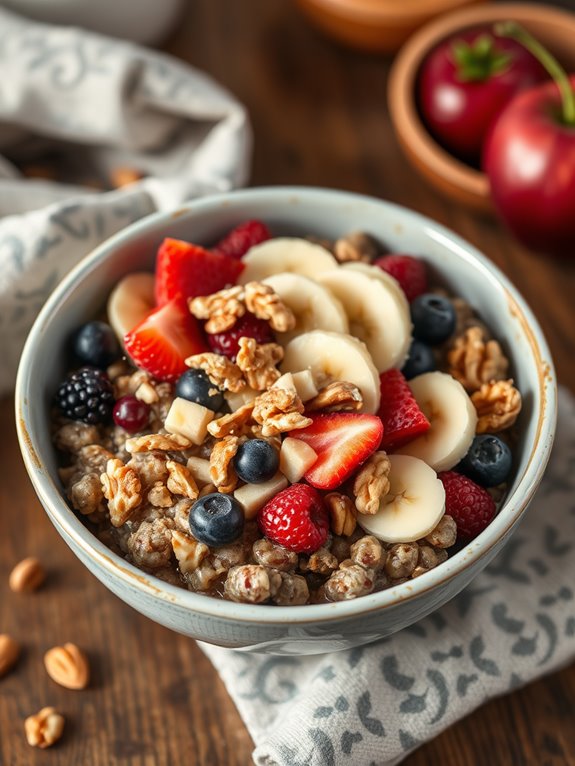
[155,238,244,306]
[213,219,271,260]
[288,413,384,491]
[124,299,208,382]
[378,369,430,451]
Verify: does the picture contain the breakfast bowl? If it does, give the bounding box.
[15,186,556,654]
[388,2,575,211]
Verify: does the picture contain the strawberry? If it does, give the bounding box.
[288,413,384,491]
[207,312,274,360]
[124,299,208,382]
[375,254,428,302]
[439,471,496,540]
[213,220,271,260]
[258,483,329,554]
[155,238,244,306]
[377,369,430,451]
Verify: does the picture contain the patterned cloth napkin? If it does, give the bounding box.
[0,7,250,396]
[201,387,574,766]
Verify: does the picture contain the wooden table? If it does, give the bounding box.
[2,1,575,764]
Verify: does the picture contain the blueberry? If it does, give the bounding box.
[72,321,121,368]
[410,294,456,345]
[189,493,244,546]
[234,439,279,483]
[459,434,512,488]
[401,339,436,380]
[175,369,224,411]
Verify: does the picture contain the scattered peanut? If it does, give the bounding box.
[44,643,90,690]
[9,557,46,593]
[0,634,21,678]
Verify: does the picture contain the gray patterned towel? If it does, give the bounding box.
[201,387,574,766]
[0,7,249,395]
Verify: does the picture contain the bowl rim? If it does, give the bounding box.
[15,185,557,625]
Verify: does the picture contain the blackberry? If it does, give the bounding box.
[56,366,115,424]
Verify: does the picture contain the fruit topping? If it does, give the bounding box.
[72,321,121,368]
[238,237,339,284]
[459,434,512,487]
[258,483,329,554]
[401,339,436,380]
[124,298,208,383]
[288,412,384,490]
[377,369,430,451]
[155,238,244,306]
[112,395,150,433]
[189,493,244,547]
[107,272,155,342]
[374,254,428,302]
[411,293,456,345]
[175,368,225,411]
[233,439,279,484]
[212,219,271,260]
[56,367,115,425]
[439,471,496,540]
[207,312,274,360]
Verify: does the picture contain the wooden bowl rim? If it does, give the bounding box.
[299,0,486,22]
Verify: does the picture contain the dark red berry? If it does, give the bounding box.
[212,220,271,260]
[113,395,150,433]
[207,312,273,360]
[375,254,428,302]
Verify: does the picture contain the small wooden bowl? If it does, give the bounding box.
[295,0,489,55]
[388,3,575,212]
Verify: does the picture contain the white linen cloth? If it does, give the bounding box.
[0,7,250,395]
[202,387,575,766]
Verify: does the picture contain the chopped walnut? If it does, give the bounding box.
[127,517,174,569]
[236,337,283,391]
[471,379,522,433]
[166,460,199,499]
[353,451,391,515]
[448,327,509,392]
[385,543,419,579]
[333,231,379,263]
[325,492,357,537]
[24,707,65,749]
[127,452,169,490]
[53,422,101,453]
[307,381,363,412]
[252,539,299,571]
[324,563,375,601]
[271,571,310,605]
[243,281,296,332]
[208,404,255,438]
[126,433,192,453]
[209,436,240,493]
[189,286,245,333]
[350,535,385,571]
[300,547,338,576]
[425,514,457,548]
[171,530,209,574]
[100,458,142,527]
[147,482,173,508]
[185,352,245,392]
[252,387,311,436]
[224,564,281,604]
[69,473,103,516]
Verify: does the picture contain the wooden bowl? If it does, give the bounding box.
[388,3,575,212]
[295,0,489,54]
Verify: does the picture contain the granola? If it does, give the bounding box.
[236,337,283,391]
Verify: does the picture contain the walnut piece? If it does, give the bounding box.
[325,492,357,537]
[333,231,379,263]
[185,351,245,392]
[125,433,192,453]
[25,707,65,749]
[43,643,89,690]
[236,337,283,391]
[252,387,312,436]
[307,381,363,412]
[448,327,509,392]
[189,286,245,333]
[353,451,391,515]
[243,281,296,332]
[9,557,46,593]
[209,436,240,493]
[101,458,142,527]
[208,402,255,438]
[171,530,209,574]
[166,460,199,500]
[147,482,173,508]
[471,379,522,433]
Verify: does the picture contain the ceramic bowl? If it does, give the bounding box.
[16,187,556,655]
[388,3,575,211]
[295,0,489,54]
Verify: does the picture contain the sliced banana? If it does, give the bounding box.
[317,269,411,373]
[107,272,155,343]
[341,261,406,305]
[262,272,348,344]
[281,330,380,414]
[357,455,445,543]
[395,371,477,472]
[238,238,338,284]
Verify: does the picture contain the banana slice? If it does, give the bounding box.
[357,455,445,543]
[238,238,338,284]
[317,269,411,372]
[281,330,380,414]
[341,261,406,305]
[107,272,155,343]
[395,371,477,472]
[262,272,349,344]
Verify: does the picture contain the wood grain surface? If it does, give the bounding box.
[1,1,575,764]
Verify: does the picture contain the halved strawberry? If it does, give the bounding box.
[288,413,384,491]
[378,369,430,451]
[124,299,208,382]
[155,238,244,306]
[213,219,271,260]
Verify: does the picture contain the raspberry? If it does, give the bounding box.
[56,367,115,425]
[258,483,329,554]
[207,312,274,360]
[375,254,428,302]
[213,220,271,260]
[439,471,496,540]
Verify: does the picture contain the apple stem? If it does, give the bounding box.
[495,21,575,126]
